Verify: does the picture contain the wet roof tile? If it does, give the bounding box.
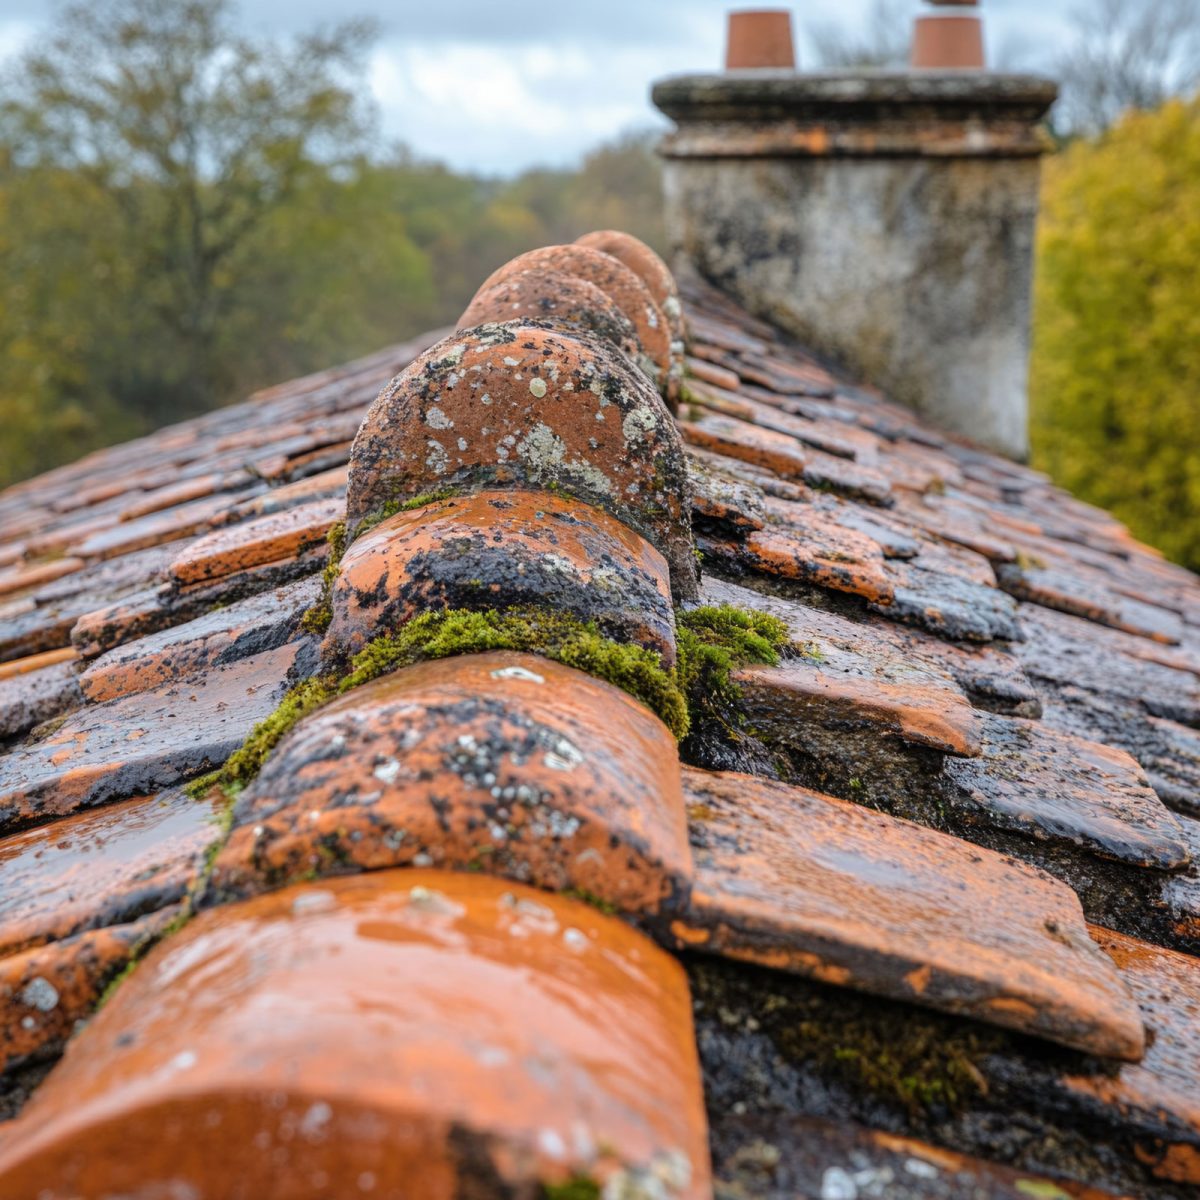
[0,240,1198,1196]
[0,641,303,833]
[211,653,691,919]
[78,576,318,703]
[943,714,1190,870]
[0,871,711,1197]
[0,789,214,958]
[167,498,341,586]
[678,766,1145,1059]
[1073,927,1200,1186]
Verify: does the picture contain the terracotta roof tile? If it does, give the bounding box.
[79,576,319,702]
[211,652,691,917]
[0,871,711,1197]
[0,788,213,958]
[0,642,302,832]
[943,714,1190,870]
[325,490,676,664]
[678,767,1144,1058]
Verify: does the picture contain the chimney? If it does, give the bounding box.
[652,2,1058,461]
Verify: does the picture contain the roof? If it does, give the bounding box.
[0,231,1197,1199]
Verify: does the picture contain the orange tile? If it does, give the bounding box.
[73,495,230,561]
[677,767,1146,1060]
[0,653,81,740]
[575,230,684,347]
[461,270,643,365]
[0,790,215,960]
[168,497,342,586]
[79,576,319,702]
[1068,927,1200,1184]
[741,522,895,605]
[0,907,178,1076]
[211,652,691,918]
[0,642,301,833]
[0,557,84,600]
[0,871,711,1198]
[479,244,673,390]
[326,489,676,664]
[345,323,699,601]
[945,714,1190,871]
[0,646,78,682]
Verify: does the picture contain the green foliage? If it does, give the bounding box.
[0,0,666,490]
[1031,98,1200,570]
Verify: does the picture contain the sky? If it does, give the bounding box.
[0,0,1079,174]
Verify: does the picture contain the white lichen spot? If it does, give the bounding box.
[503,356,521,367]
[20,977,59,1012]
[537,1129,567,1161]
[542,553,578,578]
[529,377,548,399]
[407,886,464,917]
[374,758,402,785]
[481,392,493,406]
[645,306,660,329]
[457,437,468,452]
[664,295,682,319]
[562,926,589,952]
[20,1016,35,1031]
[491,665,545,684]
[300,1101,333,1142]
[441,343,467,366]
[903,1159,939,1180]
[425,406,452,430]
[819,1166,857,1200]
[292,890,337,916]
[425,440,450,476]
[595,409,606,422]
[587,375,605,397]
[543,735,583,772]
[167,1050,198,1074]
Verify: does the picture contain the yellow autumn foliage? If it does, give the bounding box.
[1031,98,1200,569]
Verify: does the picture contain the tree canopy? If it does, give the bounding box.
[1031,97,1200,570]
[0,0,663,488]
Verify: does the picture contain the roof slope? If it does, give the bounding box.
[0,236,1197,1198]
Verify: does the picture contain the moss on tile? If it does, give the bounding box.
[539,1179,601,1200]
[676,604,788,747]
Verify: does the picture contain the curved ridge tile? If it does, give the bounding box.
[0,871,711,1199]
[345,322,698,601]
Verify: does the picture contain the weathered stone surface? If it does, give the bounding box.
[479,244,673,388]
[460,270,643,363]
[0,558,84,600]
[677,767,1145,1059]
[1015,601,1200,728]
[875,558,1023,643]
[212,653,691,918]
[654,72,1057,457]
[0,790,214,958]
[0,642,303,832]
[73,495,231,561]
[345,323,699,600]
[997,559,1184,645]
[326,490,676,664]
[944,714,1190,871]
[0,871,711,1198]
[80,576,320,702]
[738,521,894,605]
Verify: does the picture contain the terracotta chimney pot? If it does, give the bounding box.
[912,3,986,70]
[725,9,795,70]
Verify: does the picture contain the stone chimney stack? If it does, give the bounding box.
[652,2,1058,461]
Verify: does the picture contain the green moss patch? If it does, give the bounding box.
[676,605,789,743]
[539,1180,601,1200]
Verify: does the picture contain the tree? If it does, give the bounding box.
[1030,98,1200,570]
[0,0,380,428]
[808,0,910,69]
[1055,0,1200,135]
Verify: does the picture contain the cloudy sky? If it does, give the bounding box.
[0,1,1078,174]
